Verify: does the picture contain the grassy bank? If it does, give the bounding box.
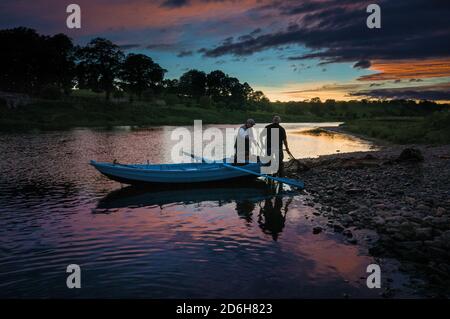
[0,97,332,131]
[2,94,450,146]
[342,112,450,144]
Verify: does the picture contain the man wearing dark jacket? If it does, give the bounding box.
[264,115,289,176]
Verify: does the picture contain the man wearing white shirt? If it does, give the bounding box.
[234,119,256,164]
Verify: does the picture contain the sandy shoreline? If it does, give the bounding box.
[286,130,450,297]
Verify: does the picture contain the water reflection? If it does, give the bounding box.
[258,196,292,241]
[1,124,403,298]
[95,181,296,241]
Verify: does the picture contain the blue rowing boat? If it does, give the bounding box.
[90,160,262,185]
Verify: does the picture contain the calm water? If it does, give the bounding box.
[0,123,414,298]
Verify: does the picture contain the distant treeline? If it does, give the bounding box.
[0,27,269,110]
[269,98,449,119]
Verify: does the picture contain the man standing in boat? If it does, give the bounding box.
[264,115,289,176]
[234,118,256,164]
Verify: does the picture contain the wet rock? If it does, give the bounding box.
[343,229,353,238]
[341,215,354,226]
[313,226,323,234]
[333,223,345,232]
[347,238,358,245]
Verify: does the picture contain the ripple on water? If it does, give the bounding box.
[0,126,415,298]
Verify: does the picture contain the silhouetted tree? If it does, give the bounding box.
[179,70,207,99]
[225,76,246,108]
[121,53,166,99]
[162,79,179,95]
[0,27,75,95]
[76,38,124,100]
[206,70,227,101]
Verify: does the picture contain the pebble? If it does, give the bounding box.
[313,226,323,234]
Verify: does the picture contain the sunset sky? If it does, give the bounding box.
[1,0,450,102]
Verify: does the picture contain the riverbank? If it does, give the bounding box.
[286,143,450,297]
[0,98,333,132]
[341,115,450,145]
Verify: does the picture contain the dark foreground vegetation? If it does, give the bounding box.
[1,27,449,145]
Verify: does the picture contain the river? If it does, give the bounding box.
[0,123,416,298]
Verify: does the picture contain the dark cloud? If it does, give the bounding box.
[250,28,262,36]
[202,0,450,65]
[350,83,450,101]
[285,83,364,94]
[353,60,371,69]
[177,50,193,57]
[160,0,190,8]
[146,43,177,51]
[119,44,141,50]
[237,28,264,42]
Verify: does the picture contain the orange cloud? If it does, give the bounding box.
[256,83,364,102]
[358,58,450,81]
[9,0,267,36]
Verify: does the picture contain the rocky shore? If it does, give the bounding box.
[286,143,450,297]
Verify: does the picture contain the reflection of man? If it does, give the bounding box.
[235,200,255,223]
[264,116,289,176]
[258,197,286,241]
[234,118,256,164]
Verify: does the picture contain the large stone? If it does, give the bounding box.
[313,226,323,234]
[396,148,424,163]
[343,229,353,238]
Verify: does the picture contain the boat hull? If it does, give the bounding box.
[90,160,262,185]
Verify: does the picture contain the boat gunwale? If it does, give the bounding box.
[90,160,262,174]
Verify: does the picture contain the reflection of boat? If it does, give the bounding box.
[96,180,283,210]
[90,160,262,185]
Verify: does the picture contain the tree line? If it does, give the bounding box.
[0,27,269,109]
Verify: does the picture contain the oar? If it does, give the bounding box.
[182,151,304,189]
[222,163,305,189]
[182,151,207,163]
[284,149,309,171]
